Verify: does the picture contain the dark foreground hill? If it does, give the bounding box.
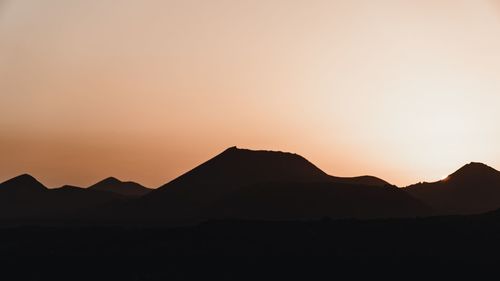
[124,147,430,221]
[405,162,500,215]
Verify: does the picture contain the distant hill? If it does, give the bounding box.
[0,174,47,193]
[405,162,500,215]
[0,175,125,220]
[128,147,428,221]
[88,177,151,197]
[0,174,49,219]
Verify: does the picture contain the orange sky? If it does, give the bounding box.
[1,0,500,188]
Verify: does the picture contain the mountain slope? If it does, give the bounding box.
[205,182,431,220]
[128,147,427,220]
[89,177,151,197]
[405,162,500,215]
[329,175,388,187]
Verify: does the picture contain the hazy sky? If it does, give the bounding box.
[1,0,500,188]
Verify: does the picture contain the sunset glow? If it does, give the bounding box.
[1,0,500,187]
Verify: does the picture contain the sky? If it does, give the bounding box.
[1,0,500,188]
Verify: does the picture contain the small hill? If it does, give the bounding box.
[88,177,151,197]
[0,174,49,219]
[405,162,500,215]
[0,174,47,193]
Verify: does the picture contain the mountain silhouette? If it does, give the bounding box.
[127,147,429,221]
[157,146,387,187]
[448,162,500,183]
[0,174,47,193]
[0,175,125,219]
[0,174,49,219]
[88,177,151,197]
[7,150,500,222]
[405,162,500,215]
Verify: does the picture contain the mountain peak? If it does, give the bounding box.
[215,147,306,166]
[10,174,37,182]
[0,174,47,192]
[224,146,239,152]
[89,177,150,197]
[160,147,332,192]
[407,162,500,215]
[88,177,123,191]
[449,162,499,180]
[219,146,300,158]
[98,177,122,185]
[463,162,493,169]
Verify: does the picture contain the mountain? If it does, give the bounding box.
[156,146,387,188]
[0,174,47,193]
[88,177,151,197]
[127,147,429,221]
[0,175,126,220]
[405,162,500,215]
[0,174,49,219]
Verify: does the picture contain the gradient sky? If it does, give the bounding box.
[1,0,500,188]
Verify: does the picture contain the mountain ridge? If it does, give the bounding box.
[2,147,500,221]
[405,162,500,215]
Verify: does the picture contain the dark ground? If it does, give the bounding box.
[0,216,500,280]
[1,215,499,280]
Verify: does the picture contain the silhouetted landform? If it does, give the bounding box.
[405,162,500,215]
[2,149,500,279]
[0,174,125,219]
[0,173,46,193]
[121,147,430,221]
[88,177,151,197]
[203,182,430,220]
[3,147,500,223]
